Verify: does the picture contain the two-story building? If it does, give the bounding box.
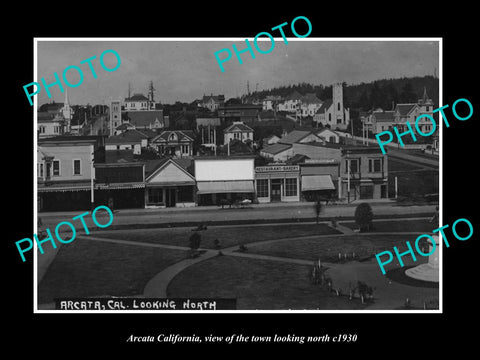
[278,90,303,113]
[150,130,194,158]
[339,146,388,201]
[262,95,283,111]
[201,94,225,112]
[218,104,262,124]
[300,93,323,117]
[37,136,105,211]
[94,162,146,209]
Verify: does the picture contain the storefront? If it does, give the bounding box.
[38,183,92,212]
[194,157,255,206]
[255,164,300,203]
[300,160,339,201]
[145,159,196,208]
[94,162,146,209]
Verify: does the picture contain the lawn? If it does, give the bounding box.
[167,255,368,310]
[94,223,341,250]
[388,158,439,198]
[341,218,437,233]
[37,239,189,304]
[245,234,430,263]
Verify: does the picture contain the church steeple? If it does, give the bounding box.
[62,88,72,132]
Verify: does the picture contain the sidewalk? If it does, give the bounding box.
[36,201,436,233]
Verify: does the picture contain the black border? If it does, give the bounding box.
[8,5,478,353]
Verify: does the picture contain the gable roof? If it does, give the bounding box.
[316,128,339,137]
[301,93,322,104]
[224,122,254,133]
[261,143,292,155]
[145,158,195,182]
[395,104,417,116]
[202,94,225,103]
[152,130,194,143]
[124,110,167,128]
[315,99,333,113]
[279,130,318,144]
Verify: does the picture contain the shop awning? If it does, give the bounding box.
[197,180,254,194]
[96,182,145,190]
[301,175,335,191]
[37,183,91,192]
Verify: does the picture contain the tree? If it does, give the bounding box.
[354,203,374,232]
[189,232,201,251]
[399,81,417,103]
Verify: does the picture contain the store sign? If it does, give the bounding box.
[255,165,299,173]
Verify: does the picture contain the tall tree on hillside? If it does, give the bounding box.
[399,81,417,103]
[357,89,370,111]
[370,81,383,109]
[383,81,399,110]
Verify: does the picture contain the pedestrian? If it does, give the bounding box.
[108,197,115,213]
[430,206,439,223]
[314,199,322,224]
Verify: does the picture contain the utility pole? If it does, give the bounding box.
[347,159,351,203]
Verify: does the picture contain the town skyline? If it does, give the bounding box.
[36,39,439,107]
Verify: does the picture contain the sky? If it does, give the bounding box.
[35,39,440,107]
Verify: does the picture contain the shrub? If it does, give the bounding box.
[354,203,373,232]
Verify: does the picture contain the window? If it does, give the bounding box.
[338,102,341,111]
[73,160,81,175]
[38,163,44,177]
[369,158,382,173]
[328,113,332,122]
[53,160,60,176]
[256,179,269,198]
[39,126,45,134]
[181,145,189,154]
[148,188,163,204]
[285,178,297,197]
[346,159,359,173]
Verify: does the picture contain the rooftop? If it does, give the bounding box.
[224,122,254,133]
[395,103,417,116]
[373,111,395,122]
[316,99,333,113]
[279,130,317,144]
[125,94,149,102]
[123,110,167,128]
[261,143,292,155]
